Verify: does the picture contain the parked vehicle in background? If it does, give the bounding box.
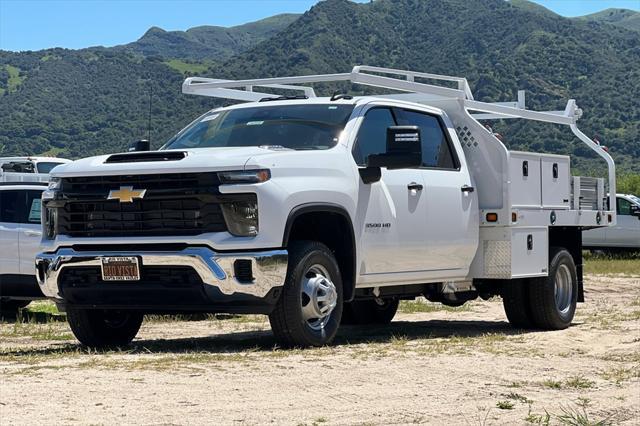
[36,66,616,348]
[0,183,47,314]
[583,194,640,252]
[0,157,71,183]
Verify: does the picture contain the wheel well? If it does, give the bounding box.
[549,227,584,302]
[284,207,356,302]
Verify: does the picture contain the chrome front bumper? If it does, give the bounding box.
[35,247,288,301]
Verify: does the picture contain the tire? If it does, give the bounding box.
[528,248,578,330]
[66,309,143,348]
[502,279,534,329]
[0,299,30,315]
[345,298,399,325]
[269,241,343,347]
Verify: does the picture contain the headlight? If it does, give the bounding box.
[218,169,270,184]
[221,196,259,237]
[48,177,61,190]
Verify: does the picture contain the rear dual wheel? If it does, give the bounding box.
[503,247,577,330]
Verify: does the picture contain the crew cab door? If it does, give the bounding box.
[0,189,43,276]
[0,190,23,275]
[353,107,429,275]
[608,197,640,248]
[393,108,478,276]
[18,190,44,274]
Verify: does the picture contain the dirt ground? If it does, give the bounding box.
[1,274,639,425]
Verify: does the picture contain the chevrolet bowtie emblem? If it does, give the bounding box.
[107,186,147,203]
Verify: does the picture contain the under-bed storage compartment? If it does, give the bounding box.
[470,226,549,279]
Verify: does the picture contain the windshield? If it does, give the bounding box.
[36,162,65,174]
[163,104,354,151]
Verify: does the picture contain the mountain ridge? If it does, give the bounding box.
[0,0,638,173]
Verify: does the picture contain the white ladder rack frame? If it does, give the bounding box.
[182,65,616,211]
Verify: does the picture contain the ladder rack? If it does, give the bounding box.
[182,65,615,208]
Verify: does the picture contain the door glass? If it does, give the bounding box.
[27,197,42,223]
[0,190,22,223]
[617,198,632,215]
[395,109,457,169]
[352,108,396,166]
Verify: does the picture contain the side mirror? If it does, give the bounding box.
[630,204,640,218]
[359,126,422,184]
[129,139,150,152]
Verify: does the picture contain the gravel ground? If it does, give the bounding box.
[1,274,639,425]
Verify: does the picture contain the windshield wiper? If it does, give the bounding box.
[259,95,309,102]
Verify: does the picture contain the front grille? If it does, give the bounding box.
[54,173,239,238]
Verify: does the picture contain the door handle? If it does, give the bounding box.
[461,185,475,193]
[407,182,423,191]
[24,230,40,237]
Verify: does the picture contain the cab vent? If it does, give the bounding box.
[456,126,478,148]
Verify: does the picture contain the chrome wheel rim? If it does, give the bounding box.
[301,264,337,331]
[554,264,573,315]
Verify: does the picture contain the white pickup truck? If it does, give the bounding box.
[0,157,71,183]
[583,194,640,252]
[36,66,616,348]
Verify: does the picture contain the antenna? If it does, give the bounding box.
[147,80,152,143]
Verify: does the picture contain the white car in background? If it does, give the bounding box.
[0,156,72,183]
[0,183,47,314]
[583,194,640,252]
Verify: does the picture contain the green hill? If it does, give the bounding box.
[116,14,300,61]
[577,8,640,32]
[0,0,638,173]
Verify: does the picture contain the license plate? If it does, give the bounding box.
[100,256,140,281]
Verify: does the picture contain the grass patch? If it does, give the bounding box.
[583,252,640,276]
[4,65,25,93]
[398,299,471,314]
[542,379,563,389]
[565,376,595,389]
[503,392,532,404]
[24,301,62,316]
[163,59,211,75]
[600,366,640,384]
[1,320,73,341]
[496,400,514,410]
[555,405,611,426]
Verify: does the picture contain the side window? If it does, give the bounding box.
[395,109,457,169]
[352,107,396,166]
[617,198,632,215]
[26,190,43,223]
[0,190,22,223]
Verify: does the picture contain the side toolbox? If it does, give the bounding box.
[469,226,549,279]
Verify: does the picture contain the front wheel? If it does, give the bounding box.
[528,248,578,330]
[66,309,143,348]
[269,241,343,347]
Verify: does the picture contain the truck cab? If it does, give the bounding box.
[0,157,72,183]
[35,66,616,348]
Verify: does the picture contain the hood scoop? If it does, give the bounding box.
[105,151,187,164]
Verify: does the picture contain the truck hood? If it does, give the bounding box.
[51,147,283,177]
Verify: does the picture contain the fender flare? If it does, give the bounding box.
[282,203,358,302]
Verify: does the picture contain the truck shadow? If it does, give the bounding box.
[2,318,541,358]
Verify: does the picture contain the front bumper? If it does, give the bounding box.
[35,246,288,305]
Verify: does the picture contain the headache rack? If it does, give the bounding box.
[182,65,616,218]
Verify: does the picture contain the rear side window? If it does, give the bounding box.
[0,190,43,223]
[617,198,632,215]
[36,162,64,174]
[395,109,458,169]
[352,107,397,166]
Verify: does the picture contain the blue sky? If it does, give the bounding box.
[1,0,638,52]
